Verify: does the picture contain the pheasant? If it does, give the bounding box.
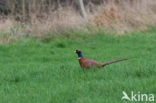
[75,50,128,69]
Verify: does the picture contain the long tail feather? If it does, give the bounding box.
[102,58,128,67]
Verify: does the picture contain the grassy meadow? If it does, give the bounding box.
[0,28,156,103]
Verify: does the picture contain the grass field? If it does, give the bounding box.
[0,29,156,103]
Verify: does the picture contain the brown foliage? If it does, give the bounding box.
[0,0,156,37]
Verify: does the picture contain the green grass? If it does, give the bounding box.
[0,29,156,103]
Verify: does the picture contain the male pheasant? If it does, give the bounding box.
[75,50,128,69]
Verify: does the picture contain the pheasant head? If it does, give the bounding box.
[75,50,83,59]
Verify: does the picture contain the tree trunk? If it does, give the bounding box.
[22,0,26,20]
[78,0,87,19]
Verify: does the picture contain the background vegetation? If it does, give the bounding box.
[0,0,156,41]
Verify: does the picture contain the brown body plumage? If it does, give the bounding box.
[75,50,128,69]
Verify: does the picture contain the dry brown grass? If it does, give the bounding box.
[0,19,15,33]
[0,0,156,39]
[25,7,85,36]
[91,0,156,34]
